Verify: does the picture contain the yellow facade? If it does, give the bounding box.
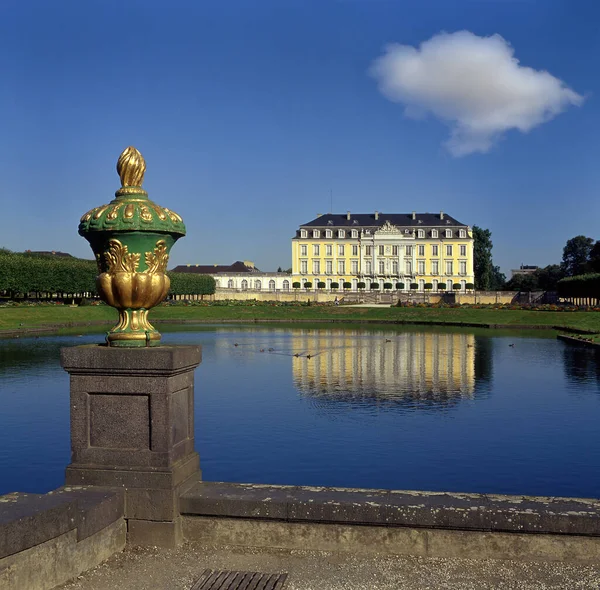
[291,212,474,292]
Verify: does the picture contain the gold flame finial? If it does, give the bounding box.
[117,146,146,188]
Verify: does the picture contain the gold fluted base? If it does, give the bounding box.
[106,309,162,347]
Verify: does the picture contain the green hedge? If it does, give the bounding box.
[557,273,600,299]
[166,272,216,296]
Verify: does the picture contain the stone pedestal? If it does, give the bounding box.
[60,344,202,547]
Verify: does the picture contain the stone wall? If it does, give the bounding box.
[0,487,125,590]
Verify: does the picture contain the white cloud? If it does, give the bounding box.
[369,31,584,156]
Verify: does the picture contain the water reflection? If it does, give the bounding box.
[289,329,487,410]
[562,342,600,388]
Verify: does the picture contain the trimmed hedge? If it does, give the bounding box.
[410,283,418,290]
[331,282,339,289]
[383,282,393,290]
[396,282,404,289]
[370,283,380,290]
[557,273,600,299]
[343,282,351,289]
[292,281,301,289]
[357,282,366,290]
[424,283,433,290]
[317,281,326,289]
[167,272,216,296]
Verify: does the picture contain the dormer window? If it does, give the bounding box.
[313,230,320,238]
[338,229,345,238]
[352,219,358,224]
[417,229,425,238]
[459,229,466,238]
[351,230,358,238]
[445,230,452,238]
[431,229,438,238]
[300,230,307,238]
[327,220,333,225]
[325,230,332,238]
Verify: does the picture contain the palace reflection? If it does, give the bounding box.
[290,329,486,409]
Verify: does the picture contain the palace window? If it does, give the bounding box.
[446,261,453,275]
[419,279,424,291]
[431,261,439,275]
[313,260,320,274]
[300,260,308,274]
[338,260,345,274]
[446,245,453,256]
[339,244,345,256]
[300,230,307,238]
[460,261,467,275]
[351,260,358,274]
[418,245,425,256]
[392,245,399,256]
[300,244,307,256]
[313,244,320,256]
[352,245,358,256]
[269,280,276,291]
[255,280,261,290]
[459,229,466,238]
[351,230,358,238]
[460,245,466,256]
[461,280,466,291]
[418,261,425,275]
[338,229,345,238]
[406,260,412,274]
[379,260,385,274]
[326,260,333,274]
[366,261,372,274]
[406,245,413,256]
[365,245,372,256]
[241,279,248,290]
[227,279,234,289]
[325,230,332,238]
[378,245,385,256]
[431,229,438,238]
[326,244,332,256]
[313,230,320,238]
[432,245,438,256]
[417,229,425,238]
[392,260,398,275]
[445,229,452,238]
[283,280,289,290]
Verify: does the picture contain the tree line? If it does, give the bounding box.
[0,249,215,299]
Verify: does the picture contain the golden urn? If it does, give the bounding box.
[78,147,185,346]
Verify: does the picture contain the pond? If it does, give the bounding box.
[1,324,599,498]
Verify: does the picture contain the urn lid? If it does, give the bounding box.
[78,146,186,237]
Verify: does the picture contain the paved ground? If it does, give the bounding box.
[58,543,600,590]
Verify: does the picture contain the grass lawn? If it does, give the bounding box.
[2,303,600,335]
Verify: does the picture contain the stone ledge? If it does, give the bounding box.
[60,344,202,376]
[0,487,124,559]
[180,482,600,537]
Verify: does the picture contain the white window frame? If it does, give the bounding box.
[352,245,358,256]
[460,245,466,256]
[325,229,332,238]
[326,244,332,256]
[339,244,345,256]
[269,280,276,291]
[300,260,308,274]
[432,245,438,257]
[300,244,307,256]
[351,260,358,274]
[418,245,425,256]
[313,244,320,256]
[338,229,345,238]
[313,230,320,238]
[446,245,453,256]
[378,245,385,256]
[459,229,466,238]
[432,261,439,275]
[417,229,425,238]
[351,230,358,238]
[446,261,453,275]
[326,260,333,274]
[445,229,452,238]
[460,261,467,275]
[338,260,345,274]
[313,260,320,274]
[406,245,413,256]
[378,260,385,274]
[431,229,438,238]
[300,229,307,238]
[418,260,425,275]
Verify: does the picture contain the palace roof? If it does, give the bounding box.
[300,213,467,228]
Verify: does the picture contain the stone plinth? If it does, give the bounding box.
[61,344,202,547]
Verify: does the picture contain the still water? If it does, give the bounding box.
[1,325,599,498]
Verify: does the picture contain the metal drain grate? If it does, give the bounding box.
[191,569,288,590]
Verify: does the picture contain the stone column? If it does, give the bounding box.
[61,344,201,547]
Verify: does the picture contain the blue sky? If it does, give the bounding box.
[1,0,599,275]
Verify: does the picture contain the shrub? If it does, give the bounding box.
[410,283,418,290]
[453,284,461,290]
[317,281,326,289]
[438,283,447,290]
[557,274,600,300]
[396,282,404,290]
[357,282,366,290]
[383,282,393,290]
[466,283,475,291]
[304,282,312,289]
[292,281,301,289]
[370,283,380,290]
[343,282,352,290]
[331,282,339,290]
[424,283,433,291]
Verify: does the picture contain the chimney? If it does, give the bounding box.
[412,211,416,220]
[346,211,351,220]
[316,213,322,218]
[375,211,379,220]
[440,211,444,220]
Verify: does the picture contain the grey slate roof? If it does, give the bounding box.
[300,213,467,228]
[171,261,260,274]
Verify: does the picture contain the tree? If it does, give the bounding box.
[424,283,432,291]
[588,242,600,273]
[317,281,326,289]
[292,281,301,289]
[473,226,494,290]
[383,282,393,291]
[357,282,366,290]
[370,283,380,290]
[490,265,506,290]
[535,264,565,291]
[396,282,404,290]
[506,273,538,292]
[562,235,594,277]
[343,282,351,290]
[330,282,339,290]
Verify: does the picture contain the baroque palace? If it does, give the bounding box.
[291,211,474,292]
